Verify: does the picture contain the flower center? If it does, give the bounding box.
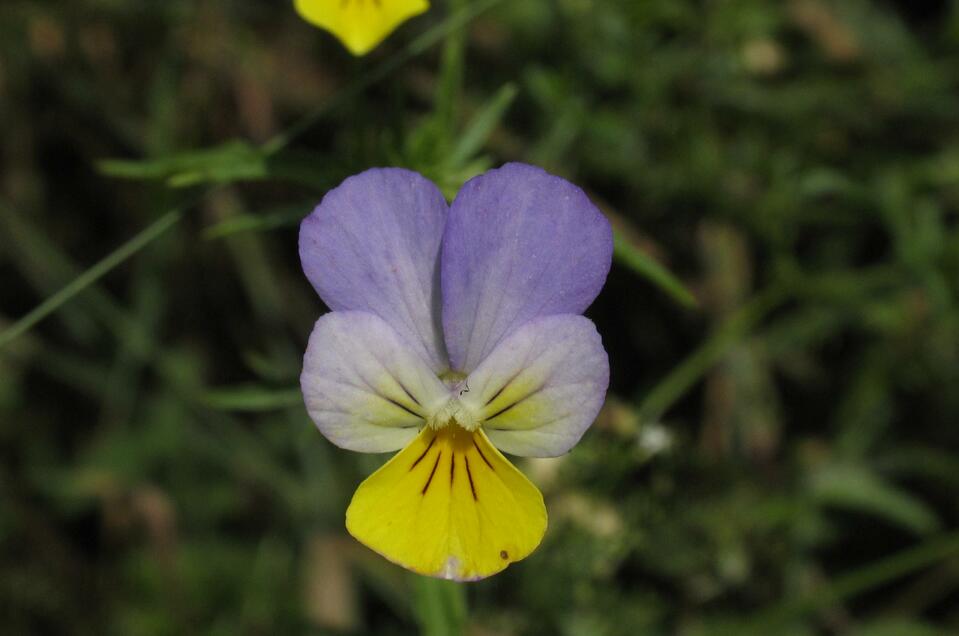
[427,396,480,432]
[428,371,481,432]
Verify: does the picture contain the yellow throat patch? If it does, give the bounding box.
[346,425,547,580]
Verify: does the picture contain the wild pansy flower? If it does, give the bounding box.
[299,163,612,580]
[294,0,429,56]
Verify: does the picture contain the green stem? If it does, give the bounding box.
[435,0,468,138]
[0,208,183,350]
[413,576,468,636]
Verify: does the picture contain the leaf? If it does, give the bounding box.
[613,231,697,309]
[606,212,698,309]
[445,82,518,170]
[637,289,785,422]
[201,385,303,412]
[201,203,313,240]
[409,82,519,198]
[732,531,959,636]
[98,140,268,187]
[809,464,940,536]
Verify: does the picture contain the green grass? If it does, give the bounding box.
[2,0,959,634]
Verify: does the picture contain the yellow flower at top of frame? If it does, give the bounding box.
[294,0,430,56]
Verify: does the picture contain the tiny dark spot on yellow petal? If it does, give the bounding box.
[500,550,509,560]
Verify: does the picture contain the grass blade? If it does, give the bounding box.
[736,531,959,635]
[0,209,183,351]
[613,230,698,309]
[446,83,518,169]
[637,287,785,422]
[202,385,303,412]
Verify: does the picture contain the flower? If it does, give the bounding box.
[299,163,612,580]
[294,0,429,56]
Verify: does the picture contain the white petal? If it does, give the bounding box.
[461,315,609,457]
[301,311,449,453]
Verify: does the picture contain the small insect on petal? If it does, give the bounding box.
[345,426,547,581]
[294,0,430,56]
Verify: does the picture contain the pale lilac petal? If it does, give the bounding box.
[300,168,450,372]
[301,311,449,453]
[441,163,613,373]
[460,315,609,457]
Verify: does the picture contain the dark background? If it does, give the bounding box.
[2,1,959,634]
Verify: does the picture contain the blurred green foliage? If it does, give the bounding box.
[2,0,959,634]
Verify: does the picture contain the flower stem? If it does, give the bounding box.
[413,576,468,636]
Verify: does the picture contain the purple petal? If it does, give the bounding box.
[301,311,449,453]
[300,168,450,372]
[461,314,609,457]
[441,163,613,373]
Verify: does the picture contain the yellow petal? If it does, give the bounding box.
[346,426,547,580]
[294,0,430,56]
